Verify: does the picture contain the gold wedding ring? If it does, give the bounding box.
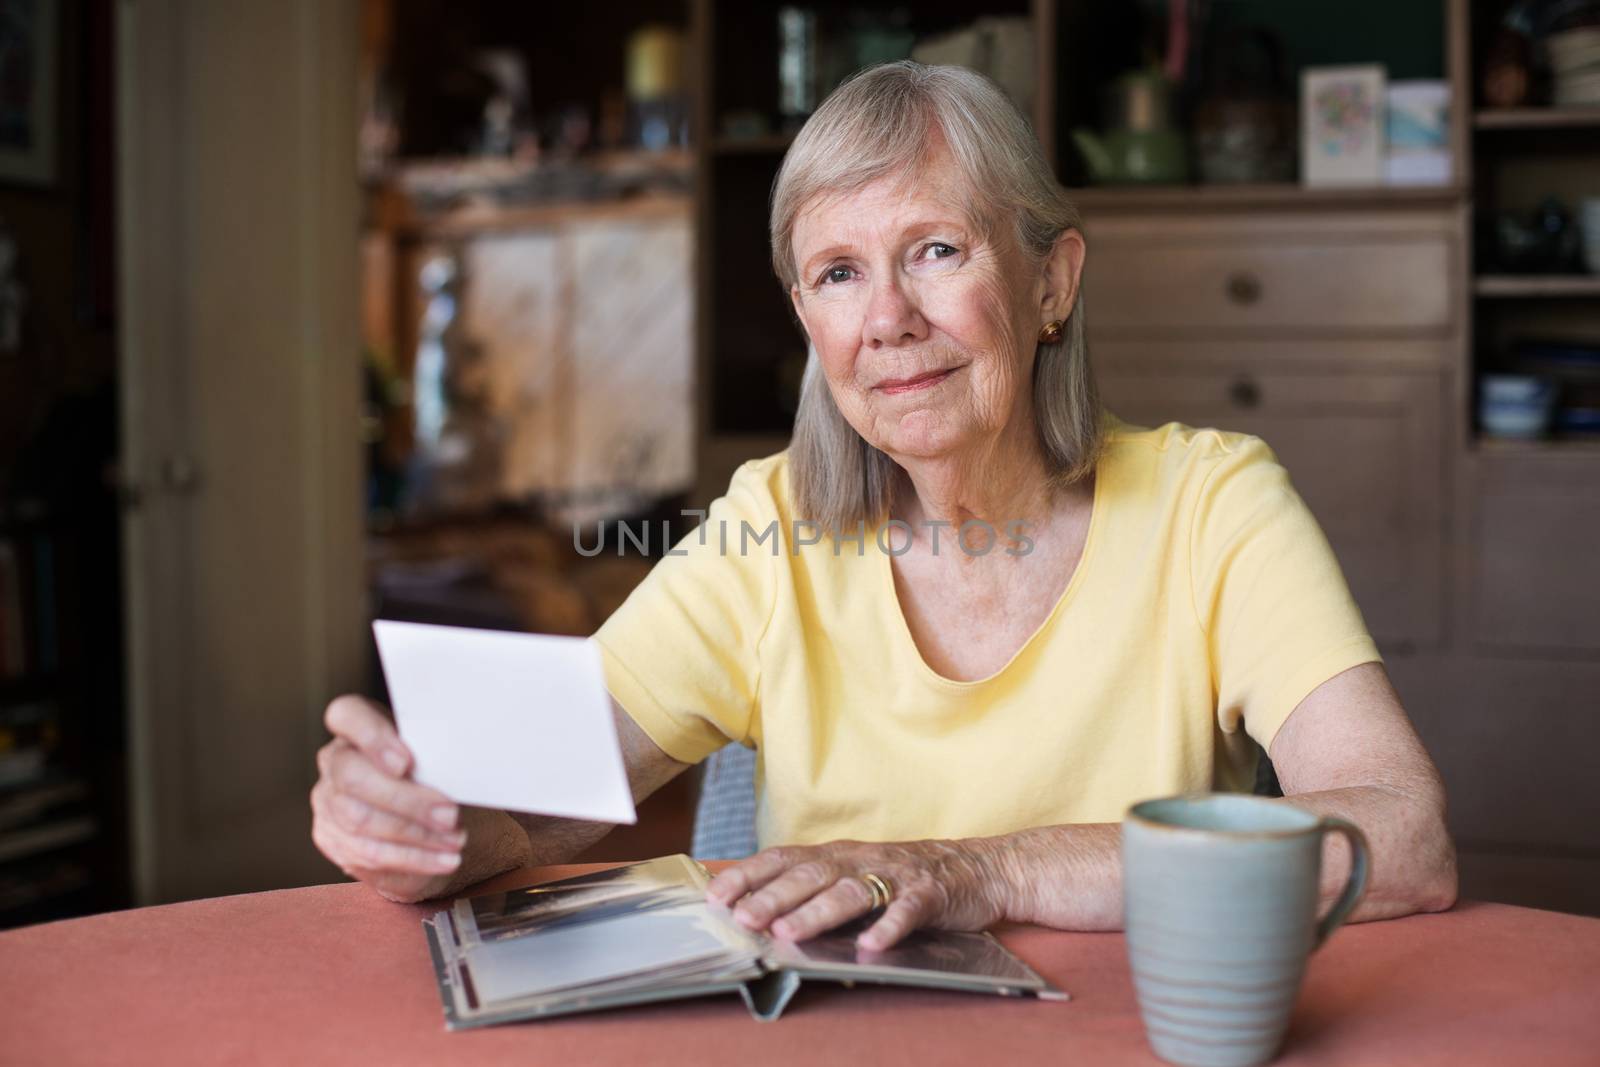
[860,872,894,910]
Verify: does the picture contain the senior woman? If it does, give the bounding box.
[311,62,1457,951]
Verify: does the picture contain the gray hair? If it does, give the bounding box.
[773,61,1102,533]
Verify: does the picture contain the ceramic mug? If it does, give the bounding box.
[1122,794,1369,1067]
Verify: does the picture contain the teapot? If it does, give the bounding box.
[1071,67,1188,185]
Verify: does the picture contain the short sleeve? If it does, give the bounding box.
[592,459,781,764]
[1190,435,1382,751]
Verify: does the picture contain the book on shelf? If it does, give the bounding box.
[0,701,60,789]
[29,532,56,674]
[0,539,23,679]
[0,853,92,915]
[0,814,96,865]
[0,774,88,832]
[0,528,59,682]
[424,854,1065,1028]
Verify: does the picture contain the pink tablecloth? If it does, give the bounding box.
[4,864,1599,1066]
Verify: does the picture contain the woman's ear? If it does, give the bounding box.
[1040,229,1087,322]
[789,283,816,344]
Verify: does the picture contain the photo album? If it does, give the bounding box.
[423,854,1066,1027]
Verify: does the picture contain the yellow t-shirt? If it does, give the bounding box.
[594,419,1381,847]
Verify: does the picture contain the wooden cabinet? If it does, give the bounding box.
[1386,647,1600,916]
[1077,168,1600,918]
[1422,655,1600,854]
[1452,0,1600,917]
[1096,369,1444,649]
[1081,209,1456,650]
[1454,850,1600,918]
[678,0,1600,918]
[1470,450,1600,655]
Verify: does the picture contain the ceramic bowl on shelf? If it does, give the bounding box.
[1480,375,1557,439]
[1482,374,1556,403]
[1482,406,1554,439]
[1555,407,1600,437]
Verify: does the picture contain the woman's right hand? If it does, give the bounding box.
[310,694,467,902]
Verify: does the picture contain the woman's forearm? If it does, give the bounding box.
[421,704,684,900]
[510,810,617,866]
[973,823,1125,930]
[415,806,534,900]
[422,806,616,900]
[1269,785,1457,920]
[973,785,1457,931]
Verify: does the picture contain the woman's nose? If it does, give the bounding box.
[862,275,929,349]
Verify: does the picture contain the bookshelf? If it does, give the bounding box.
[1466,1,1600,449]
[0,501,124,929]
[1474,106,1600,130]
[1475,275,1600,297]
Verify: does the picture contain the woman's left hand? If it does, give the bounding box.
[704,839,1010,951]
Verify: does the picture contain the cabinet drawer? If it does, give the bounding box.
[1098,369,1443,647]
[1083,221,1454,335]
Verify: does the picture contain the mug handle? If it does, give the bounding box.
[1311,817,1370,951]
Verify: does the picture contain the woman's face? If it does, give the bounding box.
[788,145,1074,462]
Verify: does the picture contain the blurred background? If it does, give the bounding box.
[1,0,1597,928]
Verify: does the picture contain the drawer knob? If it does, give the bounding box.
[1229,378,1262,409]
[1226,272,1263,305]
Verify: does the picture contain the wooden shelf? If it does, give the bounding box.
[1475,107,1600,130]
[0,866,92,916]
[386,191,692,240]
[0,674,61,708]
[1065,182,1463,213]
[1473,437,1600,458]
[0,816,96,864]
[1474,275,1600,298]
[0,499,52,533]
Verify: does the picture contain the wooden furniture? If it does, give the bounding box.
[1075,0,1600,921]
[687,1,1598,916]
[0,2,126,930]
[6,860,1599,1064]
[1077,1,1600,916]
[375,192,696,518]
[1081,208,1457,652]
[1450,0,1600,914]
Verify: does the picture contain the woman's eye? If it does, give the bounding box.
[921,242,958,261]
[822,266,853,284]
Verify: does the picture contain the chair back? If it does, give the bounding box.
[691,743,759,860]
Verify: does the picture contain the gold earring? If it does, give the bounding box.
[1038,319,1064,344]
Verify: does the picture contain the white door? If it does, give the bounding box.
[117,0,364,903]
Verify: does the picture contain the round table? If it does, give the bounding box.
[4,864,1598,1065]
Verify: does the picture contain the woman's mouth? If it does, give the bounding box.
[876,367,958,395]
